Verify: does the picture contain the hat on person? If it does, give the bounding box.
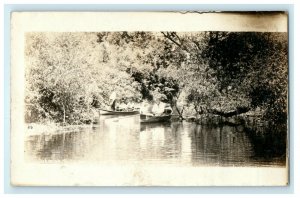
[160,94,167,100]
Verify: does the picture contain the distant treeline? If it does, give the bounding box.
[25,31,288,126]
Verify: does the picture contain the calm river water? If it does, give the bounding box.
[25,115,286,167]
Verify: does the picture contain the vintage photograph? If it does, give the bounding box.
[11,12,288,186]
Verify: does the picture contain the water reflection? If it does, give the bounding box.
[25,115,286,166]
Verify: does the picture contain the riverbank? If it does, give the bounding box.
[25,122,95,136]
[26,109,284,136]
[180,109,265,126]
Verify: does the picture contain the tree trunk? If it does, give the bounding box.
[208,106,250,118]
[62,104,66,125]
[174,101,184,120]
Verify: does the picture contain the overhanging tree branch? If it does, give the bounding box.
[161,32,183,49]
[208,106,251,117]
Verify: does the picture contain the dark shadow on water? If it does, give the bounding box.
[244,124,287,166]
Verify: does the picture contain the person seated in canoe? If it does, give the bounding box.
[117,98,128,111]
[109,91,117,110]
[140,99,153,115]
[152,96,167,116]
[164,104,173,114]
[127,98,135,111]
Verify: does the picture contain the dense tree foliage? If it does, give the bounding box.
[25,31,288,125]
[203,32,288,123]
[25,32,141,124]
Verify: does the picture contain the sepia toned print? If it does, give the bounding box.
[11,12,288,186]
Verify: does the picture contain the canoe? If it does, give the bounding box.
[140,114,171,123]
[99,109,140,115]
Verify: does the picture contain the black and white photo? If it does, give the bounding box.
[11,11,289,186]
